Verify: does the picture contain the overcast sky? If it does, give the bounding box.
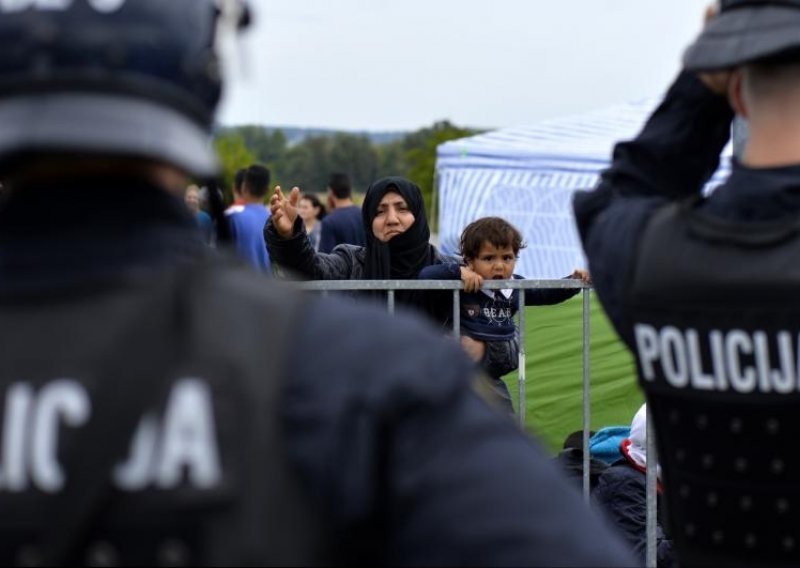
[218,0,709,131]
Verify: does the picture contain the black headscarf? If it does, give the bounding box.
[362,176,435,280]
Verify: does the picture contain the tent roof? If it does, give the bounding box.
[437,97,733,174]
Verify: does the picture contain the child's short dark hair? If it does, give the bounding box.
[460,217,526,260]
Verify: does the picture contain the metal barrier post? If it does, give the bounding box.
[387,289,395,315]
[452,289,460,339]
[646,412,658,568]
[517,289,526,428]
[582,288,591,504]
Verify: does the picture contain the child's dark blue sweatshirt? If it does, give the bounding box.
[418,263,581,342]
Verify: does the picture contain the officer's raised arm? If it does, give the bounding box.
[599,73,733,201]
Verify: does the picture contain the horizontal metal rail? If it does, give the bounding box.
[293,278,587,291]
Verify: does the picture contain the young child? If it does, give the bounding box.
[418,216,590,413]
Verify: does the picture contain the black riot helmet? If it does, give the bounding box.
[0,0,249,178]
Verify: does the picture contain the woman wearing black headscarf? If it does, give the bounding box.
[265,176,519,376]
[361,178,435,279]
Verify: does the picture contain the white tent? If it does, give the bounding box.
[435,99,733,277]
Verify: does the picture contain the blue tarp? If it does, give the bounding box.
[436,98,733,277]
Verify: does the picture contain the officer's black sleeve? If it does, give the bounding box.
[573,72,734,336]
[282,298,635,566]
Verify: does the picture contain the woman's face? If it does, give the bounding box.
[372,191,415,242]
[297,198,316,222]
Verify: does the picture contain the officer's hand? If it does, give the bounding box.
[460,266,484,293]
[697,2,733,96]
[571,268,592,285]
[703,1,719,26]
[460,336,487,363]
[699,70,734,96]
[270,185,300,238]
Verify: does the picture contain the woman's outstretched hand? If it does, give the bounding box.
[270,185,301,238]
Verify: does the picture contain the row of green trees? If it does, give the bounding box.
[213,121,479,224]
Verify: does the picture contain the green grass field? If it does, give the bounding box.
[503,292,644,453]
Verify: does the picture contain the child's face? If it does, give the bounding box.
[466,242,517,280]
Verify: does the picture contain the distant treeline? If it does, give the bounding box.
[213,121,481,224]
[255,126,407,147]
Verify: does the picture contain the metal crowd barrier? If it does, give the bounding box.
[292,278,658,568]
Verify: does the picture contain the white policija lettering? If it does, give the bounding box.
[1,380,89,492]
[0,378,222,493]
[634,324,800,393]
[114,379,222,490]
[0,0,125,13]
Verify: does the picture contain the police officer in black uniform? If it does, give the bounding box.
[0,1,634,566]
[575,2,800,566]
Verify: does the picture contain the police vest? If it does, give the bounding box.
[0,257,331,566]
[625,199,800,567]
